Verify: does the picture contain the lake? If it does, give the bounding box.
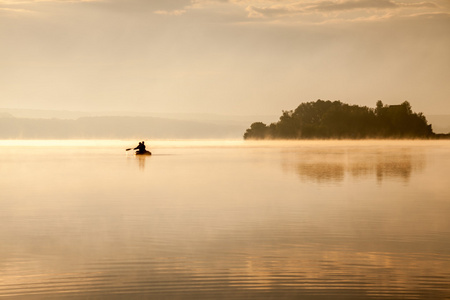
[1,140,449,299]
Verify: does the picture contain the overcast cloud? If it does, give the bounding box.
[1,0,449,116]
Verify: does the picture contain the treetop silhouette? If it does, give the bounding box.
[244,100,434,139]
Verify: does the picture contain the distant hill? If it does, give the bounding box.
[0,108,277,125]
[0,108,92,120]
[0,112,13,118]
[0,116,247,139]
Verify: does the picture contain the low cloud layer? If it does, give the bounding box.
[243,0,445,22]
[1,0,448,23]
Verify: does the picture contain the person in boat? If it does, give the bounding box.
[134,141,147,154]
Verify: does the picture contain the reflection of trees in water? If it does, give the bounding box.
[296,162,345,183]
[374,153,417,182]
[283,147,425,183]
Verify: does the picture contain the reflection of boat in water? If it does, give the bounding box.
[135,150,152,156]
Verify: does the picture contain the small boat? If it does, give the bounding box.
[135,150,152,156]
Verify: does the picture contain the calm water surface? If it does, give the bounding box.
[1,140,449,299]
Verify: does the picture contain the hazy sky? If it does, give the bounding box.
[1,0,449,116]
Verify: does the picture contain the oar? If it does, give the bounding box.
[125,148,133,151]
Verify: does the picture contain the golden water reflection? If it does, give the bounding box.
[282,147,425,183]
[1,140,449,299]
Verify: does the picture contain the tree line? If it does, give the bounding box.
[244,100,437,139]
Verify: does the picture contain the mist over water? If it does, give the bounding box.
[1,140,449,299]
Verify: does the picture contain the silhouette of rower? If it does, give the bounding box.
[134,141,147,154]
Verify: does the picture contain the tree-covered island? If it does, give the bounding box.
[244,100,447,139]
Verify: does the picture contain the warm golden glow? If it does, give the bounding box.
[0,0,449,116]
[1,140,450,298]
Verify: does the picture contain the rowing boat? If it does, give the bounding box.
[135,151,152,156]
